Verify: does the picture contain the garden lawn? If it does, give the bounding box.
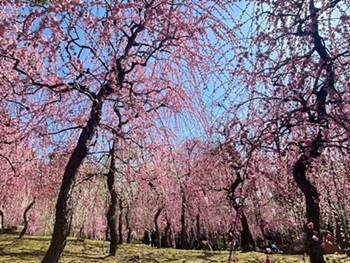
[0,234,349,263]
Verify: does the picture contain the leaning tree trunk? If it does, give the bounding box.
[19,197,36,239]
[42,85,112,263]
[154,206,163,248]
[106,141,118,256]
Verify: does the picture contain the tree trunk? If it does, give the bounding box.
[154,207,163,248]
[293,1,336,259]
[68,213,73,237]
[196,214,201,242]
[42,85,112,263]
[240,211,255,252]
[291,1,336,261]
[229,172,254,252]
[78,225,85,241]
[293,156,325,263]
[0,209,3,231]
[222,233,227,250]
[179,190,187,249]
[162,219,171,247]
[118,200,123,244]
[19,197,36,239]
[125,206,132,243]
[106,141,118,256]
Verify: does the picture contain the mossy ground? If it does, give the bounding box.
[0,234,349,262]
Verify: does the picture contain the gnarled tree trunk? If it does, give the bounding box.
[19,197,36,239]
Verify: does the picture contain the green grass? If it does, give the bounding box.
[1,234,349,262]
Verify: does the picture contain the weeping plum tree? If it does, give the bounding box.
[0,0,234,262]
[223,1,350,262]
[216,141,255,252]
[2,0,350,262]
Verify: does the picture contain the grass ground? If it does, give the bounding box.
[1,234,349,263]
